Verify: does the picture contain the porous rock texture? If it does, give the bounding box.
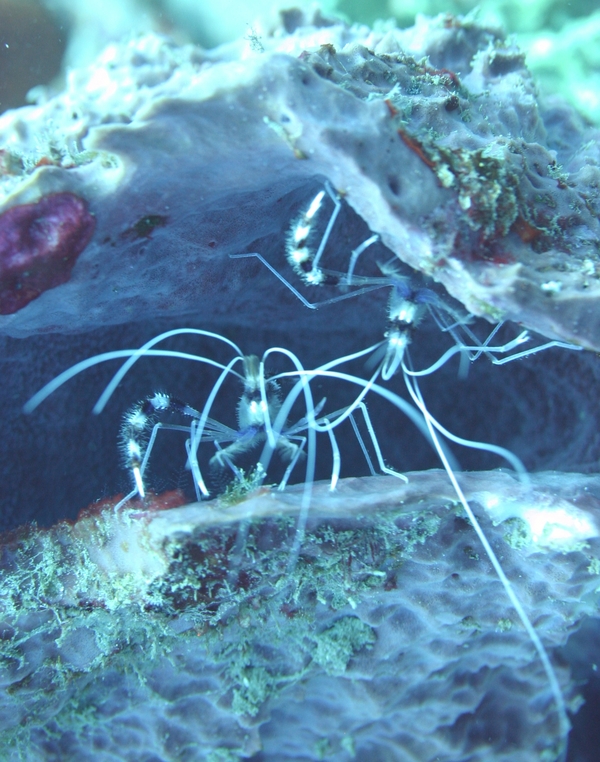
[0,12,599,347]
[1,471,599,762]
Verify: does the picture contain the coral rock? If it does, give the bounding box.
[0,14,598,346]
[1,472,599,761]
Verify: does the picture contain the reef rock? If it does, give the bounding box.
[0,12,599,347]
[1,471,599,761]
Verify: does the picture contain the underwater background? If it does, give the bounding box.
[1,1,600,761]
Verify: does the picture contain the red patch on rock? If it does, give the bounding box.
[0,192,95,314]
[75,489,189,522]
[512,216,542,243]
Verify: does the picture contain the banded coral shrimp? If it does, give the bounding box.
[231,183,581,486]
[23,327,419,513]
[232,182,579,372]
